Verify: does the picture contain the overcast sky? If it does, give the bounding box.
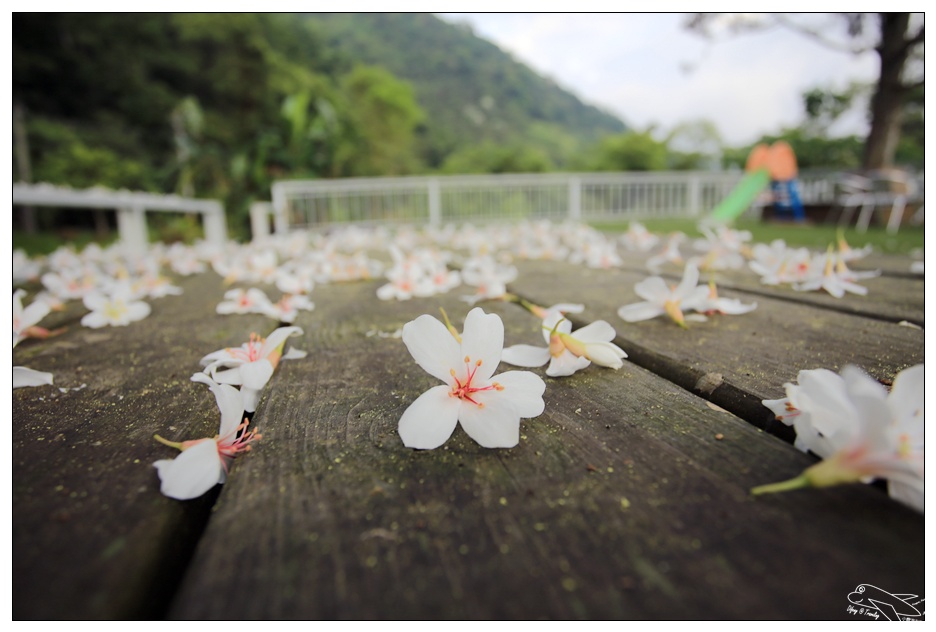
[439,13,881,147]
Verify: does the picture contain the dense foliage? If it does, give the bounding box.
[13,13,629,236]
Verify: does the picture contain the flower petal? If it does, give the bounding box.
[283,347,307,360]
[617,302,664,322]
[458,393,522,449]
[501,344,551,368]
[402,314,462,384]
[259,326,303,358]
[154,439,223,500]
[239,359,275,390]
[547,303,585,315]
[571,320,616,343]
[888,479,924,512]
[680,285,711,312]
[489,370,545,418]
[80,311,109,329]
[583,341,626,368]
[82,293,107,311]
[541,311,573,343]
[124,301,151,322]
[888,364,924,427]
[240,387,262,413]
[460,308,504,382]
[713,298,757,314]
[633,276,668,302]
[674,264,701,300]
[546,352,591,377]
[398,385,460,449]
[21,300,51,330]
[13,366,54,389]
[215,383,247,437]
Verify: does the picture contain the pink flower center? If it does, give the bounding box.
[449,356,503,407]
[217,419,262,469]
[228,333,264,363]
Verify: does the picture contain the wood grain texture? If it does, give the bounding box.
[507,261,922,428]
[609,249,924,326]
[13,272,274,619]
[13,253,924,620]
[166,279,923,619]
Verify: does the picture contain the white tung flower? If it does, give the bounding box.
[502,312,626,377]
[617,264,709,328]
[399,308,546,450]
[80,285,151,328]
[756,364,924,512]
[200,326,306,412]
[153,378,259,500]
[216,288,273,315]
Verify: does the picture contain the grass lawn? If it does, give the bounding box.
[590,218,924,255]
[13,230,119,256]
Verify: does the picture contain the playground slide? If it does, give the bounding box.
[709,168,770,222]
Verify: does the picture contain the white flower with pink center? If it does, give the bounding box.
[216,288,272,315]
[200,327,306,412]
[153,377,260,500]
[755,364,923,512]
[399,308,545,450]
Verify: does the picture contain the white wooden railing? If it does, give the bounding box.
[13,183,228,250]
[256,169,923,238]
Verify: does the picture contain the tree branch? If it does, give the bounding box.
[770,13,874,54]
[899,25,925,55]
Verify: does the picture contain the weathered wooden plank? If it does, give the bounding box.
[607,246,924,326]
[712,274,923,327]
[850,252,926,278]
[13,272,275,619]
[608,233,921,278]
[507,260,923,427]
[167,278,923,619]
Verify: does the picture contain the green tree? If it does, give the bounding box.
[336,65,425,176]
[584,130,669,171]
[440,142,553,174]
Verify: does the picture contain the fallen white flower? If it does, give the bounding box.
[399,308,545,450]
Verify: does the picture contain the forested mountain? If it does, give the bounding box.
[12,13,626,234]
[306,13,626,165]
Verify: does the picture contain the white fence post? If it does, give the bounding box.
[250,202,272,241]
[116,205,148,251]
[202,202,228,245]
[270,183,289,235]
[428,178,441,226]
[687,175,701,218]
[568,176,581,221]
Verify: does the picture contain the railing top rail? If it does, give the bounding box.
[272,170,748,195]
[12,182,224,214]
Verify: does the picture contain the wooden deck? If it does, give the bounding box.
[13,245,924,620]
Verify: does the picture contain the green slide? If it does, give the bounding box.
[709,169,770,222]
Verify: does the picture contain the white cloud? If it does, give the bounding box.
[441,13,880,145]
